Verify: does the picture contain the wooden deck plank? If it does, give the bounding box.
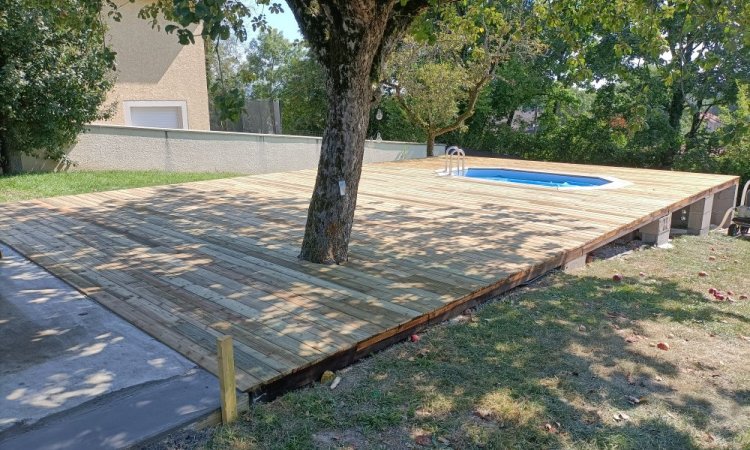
[0,157,738,393]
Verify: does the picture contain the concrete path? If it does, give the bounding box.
[0,244,221,449]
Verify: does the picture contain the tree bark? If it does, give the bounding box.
[298,63,374,264]
[288,1,429,264]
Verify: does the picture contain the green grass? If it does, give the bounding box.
[194,234,750,450]
[0,171,240,203]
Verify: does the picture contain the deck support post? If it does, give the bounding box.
[711,185,739,227]
[217,335,238,424]
[563,254,587,272]
[640,214,671,246]
[686,195,714,236]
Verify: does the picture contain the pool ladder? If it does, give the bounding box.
[443,146,466,176]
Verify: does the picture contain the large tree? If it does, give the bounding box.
[138,0,436,264]
[0,0,115,174]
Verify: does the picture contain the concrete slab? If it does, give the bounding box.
[0,369,218,450]
[0,244,220,447]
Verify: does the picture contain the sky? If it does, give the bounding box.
[253,4,302,41]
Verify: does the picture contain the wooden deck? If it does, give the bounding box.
[0,157,738,394]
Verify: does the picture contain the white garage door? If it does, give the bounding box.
[129,106,184,129]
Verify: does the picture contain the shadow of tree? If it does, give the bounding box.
[0,170,612,391]
[1,164,747,448]
[220,270,749,448]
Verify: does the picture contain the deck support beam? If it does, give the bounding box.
[711,185,738,227]
[639,214,671,246]
[687,195,714,236]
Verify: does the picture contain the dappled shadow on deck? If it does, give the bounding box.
[219,272,750,448]
[0,171,605,392]
[0,158,730,394]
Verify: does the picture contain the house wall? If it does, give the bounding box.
[16,125,439,174]
[93,1,210,130]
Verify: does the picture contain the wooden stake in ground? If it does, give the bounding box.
[217,335,237,423]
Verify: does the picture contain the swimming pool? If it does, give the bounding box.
[461,167,616,189]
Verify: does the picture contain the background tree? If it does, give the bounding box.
[386,1,542,156]
[245,28,327,135]
[540,0,750,162]
[205,36,253,130]
[245,28,302,98]
[0,0,115,174]
[277,51,327,136]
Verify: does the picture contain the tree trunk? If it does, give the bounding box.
[426,133,436,157]
[666,88,686,164]
[296,6,391,264]
[289,1,430,264]
[506,110,515,126]
[687,98,704,139]
[668,88,685,131]
[0,132,11,175]
[298,70,373,263]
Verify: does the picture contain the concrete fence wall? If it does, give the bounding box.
[17,125,439,175]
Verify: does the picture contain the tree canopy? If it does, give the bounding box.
[385,0,543,156]
[0,0,115,174]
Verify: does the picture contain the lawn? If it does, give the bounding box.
[0,171,240,203]
[182,233,750,450]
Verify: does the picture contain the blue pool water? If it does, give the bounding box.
[463,168,611,188]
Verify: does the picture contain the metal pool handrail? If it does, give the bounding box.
[444,146,466,176]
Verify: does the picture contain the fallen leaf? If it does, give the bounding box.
[626,395,647,405]
[320,370,336,384]
[474,409,492,420]
[415,434,432,446]
[657,342,670,351]
[613,412,630,422]
[698,271,708,277]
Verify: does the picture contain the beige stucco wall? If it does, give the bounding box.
[17,125,440,174]
[93,1,210,130]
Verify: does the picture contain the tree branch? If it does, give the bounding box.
[370,0,432,82]
[433,64,496,136]
[386,81,430,130]
[285,0,332,66]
